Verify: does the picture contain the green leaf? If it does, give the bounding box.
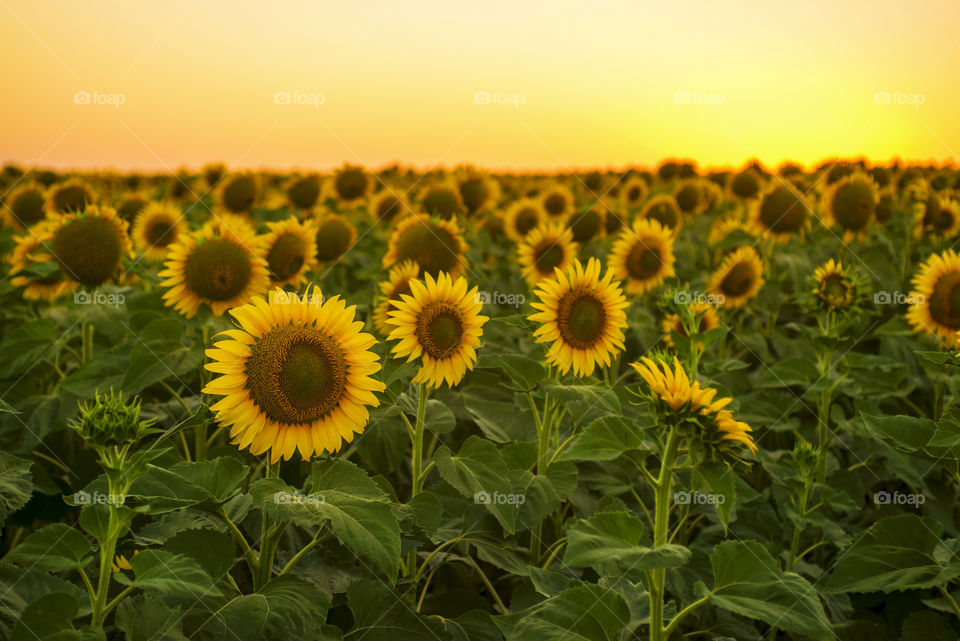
[192,594,268,641]
[259,575,330,638]
[0,319,58,379]
[859,412,936,454]
[0,452,32,528]
[462,388,536,443]
[709,540,834,638]
[122,318,203,393]
[497,584,630,641]
[544,384,621,426]
[163,529,235,580]
[434,436,517,533]
[900,610,956,641]
[129,457,248,513]
[114,595,187,641]
[563,511,691,571]
[5,524,93,573]
[9,592,80,641]
[690,462,736,528]
[115,550,222,599]
[754,357,819,389]
[478,353,547,391]
[346,578,456,640]
[559,415,652,462]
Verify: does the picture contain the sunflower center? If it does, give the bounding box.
[731,172,760,199]
[760,187,807,232]
[287,176,321,209]
[720,262,755,297]
[376,196,402,221]
[422,189,462,219]
[336,170,367,200]
[52,217,124,287]
[568,209,602,242]
[53,185,91,213]
[245,325,347,424]
[821,274,849,302]
[557,290,606,348]
[393,222,460,276]
[184,238,252,301]
[627,186,642,202]
[222,177,256,212]
[267,232,307,281]
[514,208,540,236]
[146,218,176,247]
[675,185,700,213]
[415,303,464,360]
[647,202,679,230]
[314,219,354,262]
[626,243,662,280]
[543,194,567,216]
[929,271,960,329]
[832,181,875,230]
[11,190,45,225]
[533,241,564,273]
[460,178,489,213]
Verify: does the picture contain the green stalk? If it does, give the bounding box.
[527,392,552,557]
[787,483,810,570]
[81,322,95,364]
[661,595,709,638]
[650,425,681,641]
[406,383,429,577]
[814,347,833,484]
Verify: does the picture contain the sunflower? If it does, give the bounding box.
[46,179,96,214]
[639,195,683,233]
[131,202,186,262]
[386,271,488,388]
[707,246,765,308]
[419,182,466,219]
[502,198,547,242]
[707,215,752,248]
[330,164,371,205]
[259,217,318,287]
[812,259,856,310]
[631,356,757,454]
[661,302,720,348]
[875,189,897,223]
[607,218,675,295]
[158,226,270,318]
[748,183,810,242]
[517,222,580,287]
[674,179,705,216]
[202,163,226,189]
[3,183,47,228]
[566,205,606,243]
[203,286,385,462]
[313,213,357,263]
[823,173,877,241]
[373,260,420,336]
[728,170,763,200]
[45,205,130,287]
[202,210,259,238]
[285,174,322,210]
[383,214,468,278]
[217,173,259,213]
[619,176,649,210]
[8,221,75,301]
[906,250,960,348]
[529,257,629,377]
[114,191,151,223]
[540,183,575,219]
[368,188,411,224]
[457,169,500,215]
[914,194,960,239]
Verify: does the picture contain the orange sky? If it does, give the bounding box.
[2,0,958,173]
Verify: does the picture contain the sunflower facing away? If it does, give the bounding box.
[639,195,683,233]
[203,286,386,462]
[529,257,629,377]
[3,183,47,228]
[386,271,488,388]
[217,173,259,213]
[607,218,675,295]
[45,205,131,287]
[373,259,420,336]
[313,213,357,263]
[517,222,580,287]
[503,198,547,242]
[384,214,468,278]
[260,217,318,287]
[812,259,856,311]
[707,246,765,308]
[631,356,757,455]
[46,179,96,214]
[131,202,187,262]
[906,249,960,348]
[823,173,877,241]
[8,221,75,301]
[661,302,720,348]
[159,226,270,318]
[749,183,810,242]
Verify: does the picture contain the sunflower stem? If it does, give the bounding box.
[407,383,429,578]
[81,322,95,364]
[815,347,834,484]
[650,424,680,641]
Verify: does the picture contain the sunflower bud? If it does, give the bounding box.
[70,390,147,448]
[788,439,818,484]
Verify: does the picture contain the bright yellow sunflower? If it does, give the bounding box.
[823,172,877,242]
[906,249,960,348]
[386,271,488,388]
[517,222,580,287]
[44,205,131,287]
[749,183,811,243]
[540,183,575,219]
[217,173,259,213]
[202,210,259,239]
[7,221,75,301]
[607,218,675,295]
[259,217,318,287]
[158,226,270,318]
[372,260,420,336]
[707,246,765,308]
[203,286,386,462]
[313,213,357,263]
[329,164,372,206]
[913,193,960,239]
[502,198,547,242]
[383,214,468,278]
[631,356,757,454]
[3,183,47,229]
[46,179,96,214]
[368,188,412,225]
[529,257,629,377]
[619,176,649,210]
[639,195,683,233]
[812,259,856,310]
[661,302,721,348]
[131,202,187,262]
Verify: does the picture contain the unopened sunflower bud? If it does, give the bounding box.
[69,390,147,448]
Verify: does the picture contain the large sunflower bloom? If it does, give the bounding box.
[517,222,580,287]
[906,249,960,347]
[607,218,675,295]
[707,246,765,308]
[386,271,488,388]
[131,202,187,262]
[45,205,131,287]
[259,217,318,287]
[529,258,629,377]
[203,286,386,462]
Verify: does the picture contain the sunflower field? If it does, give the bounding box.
[2,160,960,640]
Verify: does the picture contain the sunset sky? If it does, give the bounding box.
[2,0,958,173]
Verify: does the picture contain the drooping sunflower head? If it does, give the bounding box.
[749,183,810,242]
[528,257,629,377]
[728,170,763,200]
[131,202,187,262]
[607,218,675,295]
[707,246,765,308]
[47,205,131,287]
[386,271,489,389]
[330,164,371,204]
[540,183,575,219]
[674,179,705,216]
[566,205,606,243]
[3,183,47,229]
[285,174,322,210]
[7,221,75,301]
[457,170,500,215]
[630,356,757,457]
[661,302,720,348]
[373,259,420,336]
[384,214,468,278]
[46,179,96,214]
[158,226,270,318]
[639,195,683,233]
[203,286,386,462]
[260,217,318,287]
[619,176,649,210]
[418,182,466,220]
[502,198,547,242]
[312,213,357,263]
[907,249,960,348]
[368,189,411,225]
[824,173,877,241]
[517,222,580,287]
[812,259,857,311]
[217,173,259,213]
